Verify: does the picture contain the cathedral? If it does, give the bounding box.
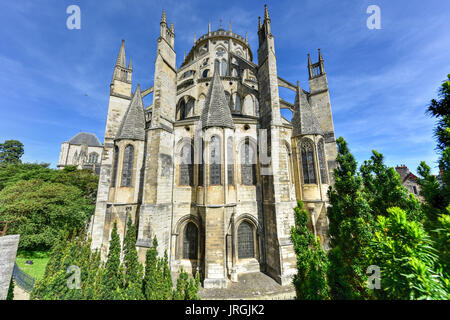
[82,5,338,288]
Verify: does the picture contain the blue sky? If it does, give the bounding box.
[0,0,449,174]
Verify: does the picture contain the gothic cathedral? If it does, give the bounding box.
[87,6,338,288]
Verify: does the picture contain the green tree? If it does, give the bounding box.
[360,150,424,222]
[368,207,448,300]
[291,200,330,299]
[0,140,24,165]
[99,222,123,300]
[172,268,200,300]
[327,137,374,299]
[143,236,159,300]
[122,217,144,300]
[0,179,94,250]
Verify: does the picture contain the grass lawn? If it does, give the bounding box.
[15,250,51,280]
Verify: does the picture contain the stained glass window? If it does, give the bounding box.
[317,139,328,184]
[183,222,198,259]
[241,139,256,185]
[210,136,221,185]
[179,144,194,186]
[121,144,134,187]
[301,140,316,184]
[238,221,254,259]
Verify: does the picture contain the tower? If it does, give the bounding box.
[135,10,177,260]
[257,5,297,285]
[307,49,338,182]
[91,40,134,254]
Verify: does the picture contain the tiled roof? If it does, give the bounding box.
[68,132,102,147]
[116,85,145,141]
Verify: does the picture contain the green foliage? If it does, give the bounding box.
[360,150,424,222]
[173,268,200,300]
[0,179,94,250]
[327,137,373,299]
[0,140,24,165]
[99,222,123,300]
[122,217,144,300]
[368,207,448,300]
[291,200,330,299]
[7,277,14,300]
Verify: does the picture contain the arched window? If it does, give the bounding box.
[202,69,209,78]
[232,68,238,77]
[232,94,241,113]
[179,143,194,186]
[178,100,186,120]
[301,140,316,184]
[224,91,231,109]
[221,59,228,76]
[241,138,256,185]
[238,221,255,259]
[88,152,98,164]
[214,60,220,74]
[111,146,119,187]
[210,136,221,185]
[186,99,194,117]
[227,137,234,185]
[318,139,328,184]
[198,139,204,186]
[183,222,198,259]
[121,144,134,187]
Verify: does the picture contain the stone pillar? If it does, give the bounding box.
[0,235,20,300]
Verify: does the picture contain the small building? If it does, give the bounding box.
[57,132,103,174]
[395,165,422,200]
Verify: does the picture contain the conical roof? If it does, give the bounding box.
[116,85,145,141]
[292,82,323,136]
[201,68,234,130]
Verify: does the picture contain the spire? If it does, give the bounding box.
[308,53,312,67]
[264,4,270,21]
[115,85,146,141]
[170,22,174,33]
[194,33,196,43]
[208,22,211,33]
[183,51,186,61]
[201,67,235,130]
[161,9,167,25]
[245,32,248,42]
[229,21,232,32]
[258,16,261,29]
[128,58,132,70]
[116,40,126,67]
[318,48,323,61]
[292,82,323,136]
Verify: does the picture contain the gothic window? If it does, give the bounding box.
[232,94,241,113]
[238,221,255,259]
[214,60,220,74]
[183,222,198,259]
[232,68,238,77]
[88,152,98,164]
[227,137,234,185]
[221,59,228,76]
[186,99,194,117]
[301,140,316,184]
[121,144,134,187]
[198,140,204,186]
[241,138,256,185]
[210,136,221,185]
[179,143,194,186]
[225,91,231,109]
[202,69,209,78]
[178,100,186,120]
[111,146,119,187]
[317,139,328,184]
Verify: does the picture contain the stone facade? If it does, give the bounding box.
[58,132,103,174]
[84,6,338,289]
[395,165,423,201]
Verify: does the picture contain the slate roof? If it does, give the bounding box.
[201,67,235,130]
[68,132,102,147]
[115,85,146,141]
[292,82,323,136]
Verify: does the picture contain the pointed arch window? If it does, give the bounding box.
[214,60,220,74]
[121,144,134,187]
[232,94,241,113]
[227,137,234,185]
[210,136,221,185]
[301,140,316,184]
[88,152,98,164]
[179,143,194,186]
[318,139,328,184]
[183,222,198,259]
[221,59,228,76]
[202,69,209,78]
[238,221,255,259]
[111,146,119,187]
[178,100,186,120]
[241,138,256,185]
